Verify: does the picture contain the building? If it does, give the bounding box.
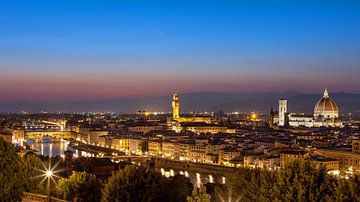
[87,130,109,145]
[129,138,144,154]
[111,138,130,150]
[12,126,25,140]
[162,141,178,159]
[219,148,242,166]
[128,124,164,134]
[181,123,228,135]
[172,93,180,120]
[308,156,339,171]
[280,150,308,167]
[272,89,343,128]
[244,156,280,170]
[278,99,288,127]
[317,138,360,174]
[178,142,190,161]
[169,93,212,132]
[148,140,162,156]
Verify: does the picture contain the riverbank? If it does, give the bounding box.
[70,141,126,157]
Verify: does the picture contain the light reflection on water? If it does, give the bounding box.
[29,140,93,158]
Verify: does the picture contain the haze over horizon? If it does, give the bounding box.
[1,0,360,103]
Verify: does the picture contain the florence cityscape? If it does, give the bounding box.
[1,1,360,202]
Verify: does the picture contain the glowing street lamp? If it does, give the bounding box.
[46,170,53,177]
[36,161,62,202]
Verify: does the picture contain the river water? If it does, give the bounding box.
[28,140,95,158]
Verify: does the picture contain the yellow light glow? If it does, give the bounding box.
[46,170,53,177]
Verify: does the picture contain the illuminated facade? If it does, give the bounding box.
[272,89,343,128]
[148,140,162,156]
[182,124,228,135]
[278,99,288,127]
[111,138,130,150]
[128,125,164,134]
[169,93,212,132]
[317,140,360,174]
[172,93,180,120]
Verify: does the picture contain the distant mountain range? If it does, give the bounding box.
[0,92,359,115]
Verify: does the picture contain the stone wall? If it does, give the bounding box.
[23,192,69,202]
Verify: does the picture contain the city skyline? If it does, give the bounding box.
[1,0,360,103]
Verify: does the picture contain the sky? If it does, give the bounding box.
[0,0,360,103]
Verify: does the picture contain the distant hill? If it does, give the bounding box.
[0,92,359,116]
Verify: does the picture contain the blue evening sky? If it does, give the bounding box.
[0,0,359,101]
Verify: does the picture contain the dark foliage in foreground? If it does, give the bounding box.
[2,136,360,202]
[0,138,23,201]
[213,161,360,202]
[56,171,102,202]
[101,166,193,202]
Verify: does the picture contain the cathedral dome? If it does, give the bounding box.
[314,89,339,119]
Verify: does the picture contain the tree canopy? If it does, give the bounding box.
[213,160,360,202]
[187,186,211,202]
[101,166,193,202]
[0,138,23,201]
[56,171,102,202]
[21,152,47,194]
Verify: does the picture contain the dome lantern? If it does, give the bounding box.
[323,88,329,98]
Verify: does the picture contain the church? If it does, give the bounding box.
[270,89,343,128]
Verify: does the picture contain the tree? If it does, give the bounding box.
[56,171,102,202]
[335,175,360,202]
[164,175,194,202]
[102,166,194,202]
[21,152,47,194]
[187,186,211,202]
[102,166,164,202]
[0,138,23,201]
[218,160,339,202]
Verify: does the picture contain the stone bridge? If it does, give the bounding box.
[153,158,236,186]
[25,131,77,141]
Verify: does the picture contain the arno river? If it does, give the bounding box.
[28,140,94,158]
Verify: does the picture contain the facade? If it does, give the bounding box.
[182,123,228,135]
[129,138,144,154]
[317,139,360,174]
[244,156,280,170]
[87,130,109,145]
[169,93,212,132]
[12,127,25,140]
[148,140,162,156]
[273,89,343,128]
[308,156,339,171]
[162,141,178,158]
[172,93,180,120]
[280,150,308,167]
[111,138,130,150]
[278,99,288,127]
[128,125,164,134]
[219,148,242,166]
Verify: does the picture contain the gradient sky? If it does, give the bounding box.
[0,0,360,102]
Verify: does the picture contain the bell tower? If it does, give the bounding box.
[172,93,180,120]
[279,99,288,127]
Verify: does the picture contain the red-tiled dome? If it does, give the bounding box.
[314,89,339,118]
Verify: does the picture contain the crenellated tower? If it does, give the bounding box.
[172,93,180,120]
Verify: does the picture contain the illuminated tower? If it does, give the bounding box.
[172,93,180,120]
[278,99,288,127]
[269,107,274,128]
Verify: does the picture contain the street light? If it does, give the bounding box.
[46,169,52,202]
[37,161,61,202]
[46,170,53,177]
